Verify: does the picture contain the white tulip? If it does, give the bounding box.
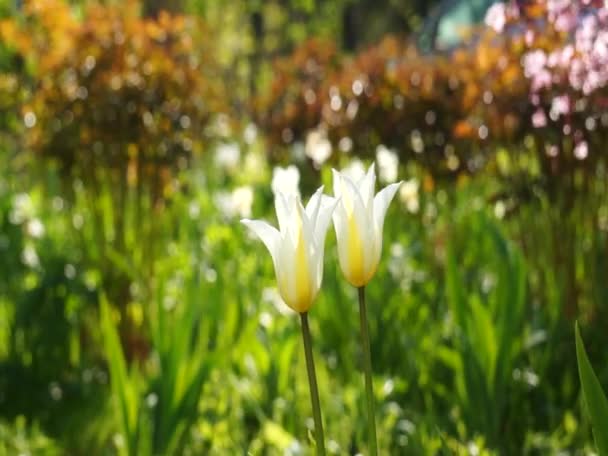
[242,187,337,313]
[332,164,402,287]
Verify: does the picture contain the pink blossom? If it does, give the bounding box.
[547,0,578,31]
[573,140,589,159]
[485,3,507,32]
[525,29,535,46]
[523,50,547,77]
[531,70,553,91]
[551,94,570,117]
[532,109,548,127]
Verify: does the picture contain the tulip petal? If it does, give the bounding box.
[305,186,324,227]
[332,171,371,286]
[313,195,338,287]
[284,195,302,250]
[359,163,376,210]
[345,175,375,278]
[274,193,292,235]
[373,182,402,233]
[315,195,338,246]
[241,219,281,268]
[331,203,351,274]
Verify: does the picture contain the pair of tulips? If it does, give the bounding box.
[242,164,401,455]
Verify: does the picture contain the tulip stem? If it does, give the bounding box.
[300,312,326,455]
[358,286,378,456]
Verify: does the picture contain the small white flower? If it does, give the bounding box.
[26,218,45,238]
[305,128,332,167]
[243,123,258,144]
[231,186,254,219]
[376,145,399,183]
[271,165,300,197]
[214,142,240,170]
[214,186,254,219]
[188,201,200,219]
[22,245,39,268]
[399,179,420,214]
[214,192,234,218]
[10,193,34,225]
[342,159,366,182]
[494,201,506,219]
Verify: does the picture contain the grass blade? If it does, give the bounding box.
[575,322,608,455]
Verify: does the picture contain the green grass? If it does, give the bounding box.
[0,144,605,454]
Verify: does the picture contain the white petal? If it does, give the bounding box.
[305,186,324,226]
[241,219,281,267]
[344,175,375,269]
[276,233,297,307]
[296,196,314,249]
[331,169,343,199]
[358,163,376,210]
[339,172,365,217]
[274,192,291,235]
[315,195,338,245]
[332,204,351,278]
[283,194,301,250]
[373,182,402,234]
[313,196,338,288]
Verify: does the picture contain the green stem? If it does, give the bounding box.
[358,286,378,456]
[300,312,326,456]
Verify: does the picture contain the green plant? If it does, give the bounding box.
[100,262,221,455]
[444,210,526,449]
[575,322,608,455]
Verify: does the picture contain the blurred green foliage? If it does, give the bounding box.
[576,322,608,455]
[0,0,606,454]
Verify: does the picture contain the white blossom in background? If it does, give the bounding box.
[484,2,507,32]
[26,218,45,238]
[271,165,300,197]
[285,439,304,456]
[231,186,254,218]
[342,158,366,182]
[494,201,506,219]
[243,123,258,144]
[188,201,201,219]
[305,127,332,167]
[22,245,39,268]
[399,178,420,214]
[214,142,240,170]
[214,185,254,219]
[376,145,399,183]
[10,193,34,225]
[215,192,234,218]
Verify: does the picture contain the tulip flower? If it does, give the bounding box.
[242,186,337,455]
[241,186,336,313]
[331,164,401,287]
[331,163,401,456]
